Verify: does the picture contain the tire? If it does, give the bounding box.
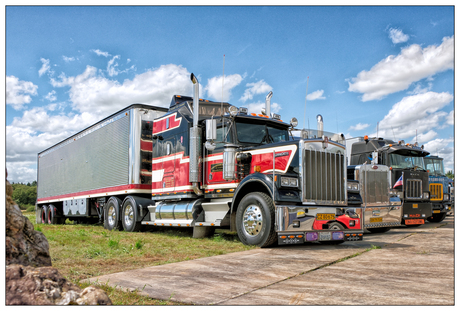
[47,204,58,224]
[104,197,123,231]
[236,192,277,248]
[367,227,391,234]
[427,212,447,223]
[320,222,345,245]
[121,196,142,232]
[41,205,48,224]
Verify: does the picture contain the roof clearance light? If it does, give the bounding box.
[364,135,369,141]
[290,117,298,127]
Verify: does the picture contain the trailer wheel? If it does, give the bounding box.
[121,197,142,232]
[236,192,277,248]
[427,212,447,223]
[318,222,346,245]
[47,204,58,224]
[104,197,122,231]
[41,205,48,224]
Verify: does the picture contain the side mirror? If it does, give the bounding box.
[205,119,217,151]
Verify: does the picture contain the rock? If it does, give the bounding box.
[5,264,111,305]
[5,171,112,305]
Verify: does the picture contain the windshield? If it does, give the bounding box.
[236,120,289,145]
[424,158,445,176]
[389,154,425,170]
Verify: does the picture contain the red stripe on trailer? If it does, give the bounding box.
[37,184,151,202]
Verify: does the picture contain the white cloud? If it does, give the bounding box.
[6,76,38,110]
[38,58,51,77]
[446,110,454,126]
[370,91,453,141]
[412,130,438,144]
[247,101,281,114]
[91,49,110,57]
[50,64,191,116]
[63,55,75,62]
[45,90,57,102]
[388,28,409,44]
[204,74,244,102]
[107,55,121,77]
[6,161,38,184]
[307,90,326,101]
[240,80,272,102]
[348,123,370,131]
[348,36,453,101]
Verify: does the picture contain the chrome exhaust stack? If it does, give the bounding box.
[190,73,203,195]
[265,91,273,117]
[317,114,323,138]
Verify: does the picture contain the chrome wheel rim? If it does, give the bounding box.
[108,205,116,227]
[242,204,263,236]
[124,204,134,227]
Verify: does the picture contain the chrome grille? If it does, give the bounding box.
[405,179,422,199]
[429,183,443,201]
[303,149,345,205]
[361,168,389,205]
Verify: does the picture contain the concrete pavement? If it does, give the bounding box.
[86,216,454,305]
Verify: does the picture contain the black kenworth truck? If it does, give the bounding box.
[348,137,432,226]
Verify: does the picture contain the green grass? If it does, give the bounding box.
[23,212,254,305]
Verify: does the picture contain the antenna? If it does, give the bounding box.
[221,54,225,116]
[303,76,309,129]
[416,129,418,144]
[377,121,379,138]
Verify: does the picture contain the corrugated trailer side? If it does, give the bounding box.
[36,104,167,224]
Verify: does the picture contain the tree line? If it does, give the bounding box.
[10,181,37,210]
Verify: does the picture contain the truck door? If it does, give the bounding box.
[161,137,175,191]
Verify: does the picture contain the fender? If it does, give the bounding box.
[230,172,278,216]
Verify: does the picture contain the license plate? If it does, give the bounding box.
[319,232,331,241]
[316,213,335,220]
[406,219,424,225]
[433,210,441,213]
[370,217,382,223]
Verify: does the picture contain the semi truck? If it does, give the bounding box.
[36,73,364,247]
[347,163,402,233]
[423,155,452,222]
[347,136,432,226]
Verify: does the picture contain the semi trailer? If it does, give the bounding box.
[36,73,364,247]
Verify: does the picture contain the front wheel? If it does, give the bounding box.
[427,212,447,223]
[236,192,277,248]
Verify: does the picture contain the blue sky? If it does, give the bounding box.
[4,5,455,183]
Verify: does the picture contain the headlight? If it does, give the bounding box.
[423,192,430,200]
[444,193,450,201]
[347,182,359,191]
[281,177,298,187]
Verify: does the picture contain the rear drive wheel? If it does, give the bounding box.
[104,197,123,231]
[427,212,447,223]
[121,197,142,232]
[41,205,48,224]
[47,204,58,224]
[236,192,277,248]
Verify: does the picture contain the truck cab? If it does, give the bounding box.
[423,155,452,222]
[348,137,432,226]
